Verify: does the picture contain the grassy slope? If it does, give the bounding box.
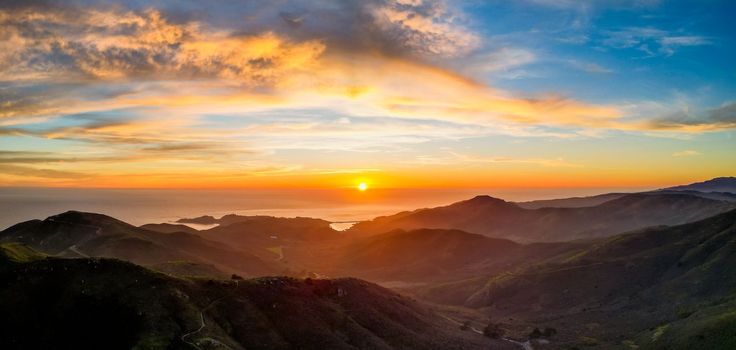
[349,193,736,242]
[0,242,46,262]
[439,208,736,349]
[0,248,492,350]
[0,211,282,277]
[640,296,736,350]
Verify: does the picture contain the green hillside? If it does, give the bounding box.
[0,254,494,350]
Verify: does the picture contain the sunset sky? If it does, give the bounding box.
[1,0,734,189]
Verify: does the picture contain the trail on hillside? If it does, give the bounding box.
[181,297,226,350]
[436,313,534,350]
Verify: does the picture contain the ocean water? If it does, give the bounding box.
[0,187,650,230]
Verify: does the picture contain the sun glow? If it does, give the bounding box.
[358,182,368,191]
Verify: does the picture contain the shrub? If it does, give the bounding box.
[483,323,505,339]
[529,328,542,339]
[543,327,557,337]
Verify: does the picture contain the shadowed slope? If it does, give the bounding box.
[350,193,736,242]
[0,211,281,277]
[663,177,736,193]
[0,251,493,350]
[437,208,736,349]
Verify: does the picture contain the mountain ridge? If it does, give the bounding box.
[662,176,736,193]
[0,211,282,278]
[349,192,736,242]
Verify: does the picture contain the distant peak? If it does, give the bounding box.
[176,215,217,224]
[49,210,100,220]
[453,195,514,208]
[46,211,128,227]
[467,195,507,203]
[220,214,239,218]
[662,176,736,193]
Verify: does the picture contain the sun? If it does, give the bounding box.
[358,182,368,191]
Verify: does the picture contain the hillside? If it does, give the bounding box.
[516,193,627,209]
[201,215,340,247]
[0,242,46,263]
[464,208,736,309]
[177,214,337,235]
[140,223,200,234]
[0,252,496,350]
[349,193,736,242]
[0,211,281,277]
[428,208,736,349]
[663,177,736,193]
[326,228,582,285]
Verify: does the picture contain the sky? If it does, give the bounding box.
[0,0,734,190]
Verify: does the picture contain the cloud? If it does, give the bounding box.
[472,48,536,73]
[601,27,711,57]
[0,7,326,84]
[0,0,478,84]
[0,1,490,126]
[0,1,635,135]
[0,164,87,179]
[530,0,660,9]
[568,60,613,74]
[449,151,583,168]
[646,102,736,131]
[0,2,728,139]
[557,35,590,45]
[370,1,479,57]
[672,150,701,157]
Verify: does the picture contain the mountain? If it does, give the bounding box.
[517,189,736,210]
[349,193,736,242]
[177,213,336,230]
[0,211,281,277]
[336,229,520,280]
[464,208,736,309]
[193,216,343,273]
[426,208,736,349]
[140,223,200,234]
[201,215,339,245]
[516,192,628,209]
[654,189,736,202]
[662,176,736,193]
[0,247,497,350]
[327,228,582,285]
[176,214,217,225]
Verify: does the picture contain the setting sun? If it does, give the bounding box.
[358,182,368,191]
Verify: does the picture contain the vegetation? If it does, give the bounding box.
[0,254,489,349]
[0,243,45,263]
[349,193,735,242]
[483,323,506,339]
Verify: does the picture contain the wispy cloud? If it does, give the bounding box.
[449,152,583,168]
[568,60,613,74]
[672,150,701,157]
[601,27,711,57]
[0,164,88,179]
[646,102,736,131]
[470,48,536,73]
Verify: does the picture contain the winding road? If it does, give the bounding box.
[180,297,225,350]
[181,312,206,349]
[66,245,90,258]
